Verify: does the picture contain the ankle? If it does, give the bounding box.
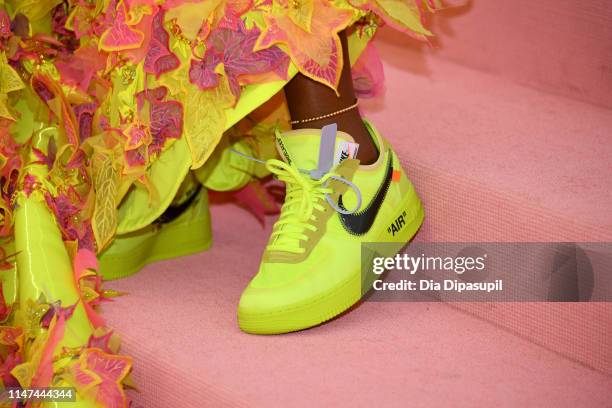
[291,110,378,165]
[336,113,378,165]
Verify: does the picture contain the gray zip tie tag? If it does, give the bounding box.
[310,123,337,180]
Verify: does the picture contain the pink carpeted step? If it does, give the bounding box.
[412,1,612,109]
[365,36,612,234]
[104,204,612,407]
[358,37,612,378]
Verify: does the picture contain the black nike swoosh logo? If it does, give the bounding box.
[338,152,393,235]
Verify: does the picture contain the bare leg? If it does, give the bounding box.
[283,31,379,164]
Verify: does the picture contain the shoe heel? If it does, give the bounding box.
[383,185,425,245]
[366,188,424,274]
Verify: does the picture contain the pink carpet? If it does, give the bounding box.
[104,205,612,407]
[104,1,612,406]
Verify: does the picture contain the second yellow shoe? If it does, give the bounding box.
[99,180,212,280]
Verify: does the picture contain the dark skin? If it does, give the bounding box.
[283,31,379,165]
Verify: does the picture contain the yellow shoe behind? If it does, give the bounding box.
[99,182,212,280]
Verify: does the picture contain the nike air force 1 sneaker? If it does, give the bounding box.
[238,121,424,334]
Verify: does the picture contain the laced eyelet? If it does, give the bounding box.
[231,150,362,254]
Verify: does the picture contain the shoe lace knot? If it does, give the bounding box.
[264,159,361,253]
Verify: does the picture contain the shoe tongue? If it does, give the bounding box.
[275,124,359,176]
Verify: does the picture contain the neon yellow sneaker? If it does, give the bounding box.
[237,121,424,334]
[99,174,212,280]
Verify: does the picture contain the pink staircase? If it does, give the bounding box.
[104,2,612,406]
